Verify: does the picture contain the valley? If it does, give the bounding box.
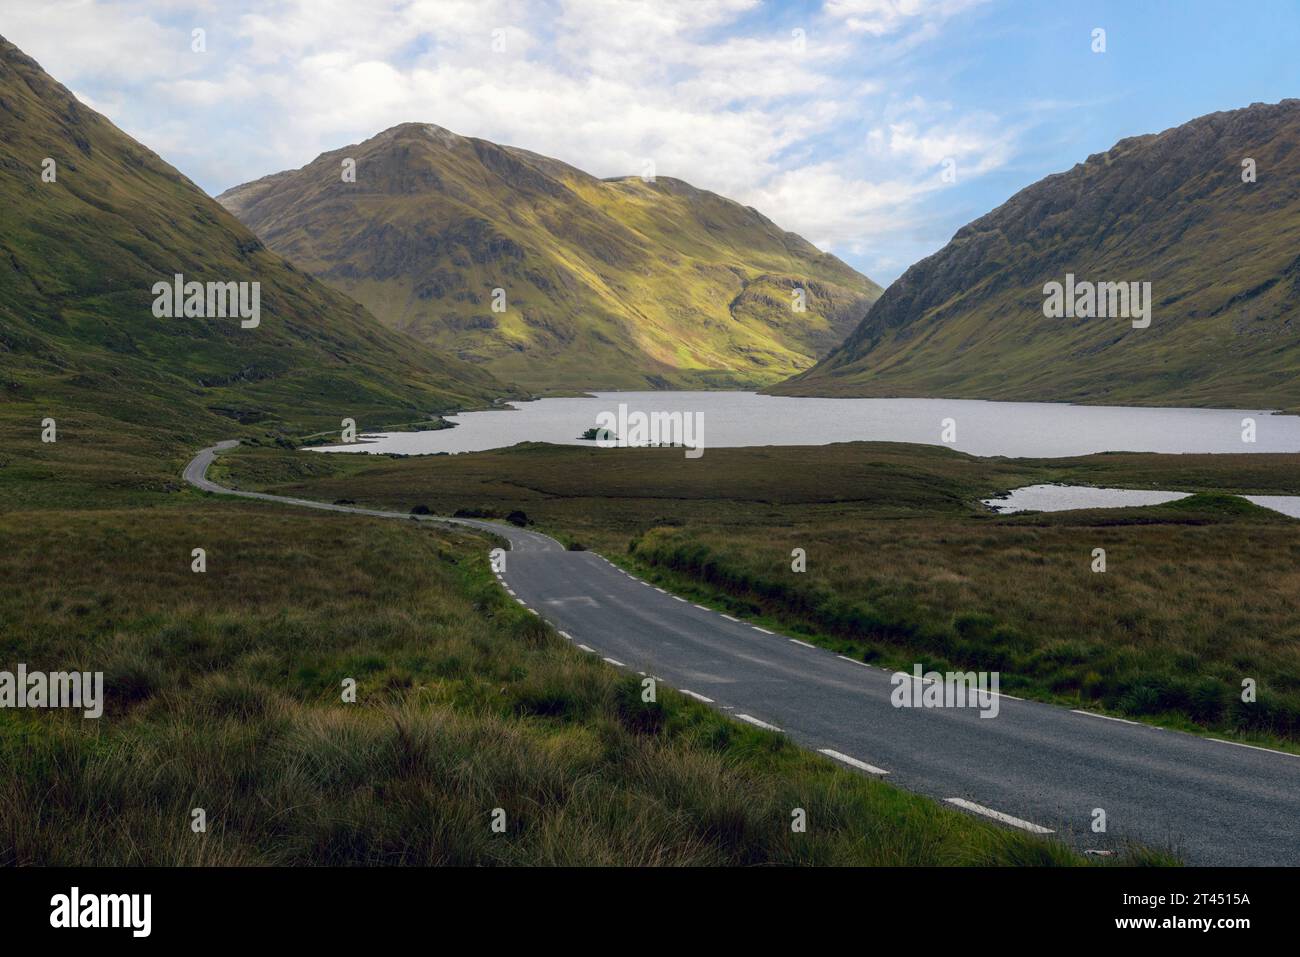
[2,5,1298,894]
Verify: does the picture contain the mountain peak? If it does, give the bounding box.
[776,99,1300,410]
[218,128,880,391]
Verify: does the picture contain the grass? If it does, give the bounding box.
[0,499,1130,866]
[216,441,1300,747]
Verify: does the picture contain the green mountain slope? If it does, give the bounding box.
[0,36,507,452]
[218,124,880,391]
[774,100,1300,411]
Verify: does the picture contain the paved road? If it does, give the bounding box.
[187,441,1300,865]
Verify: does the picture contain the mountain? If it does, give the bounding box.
[775,100,1300,411]
[0,36,507,446]
[217,124,879,391]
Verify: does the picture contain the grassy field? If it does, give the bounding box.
[215,441,1300,747]
[0,495,1131,866]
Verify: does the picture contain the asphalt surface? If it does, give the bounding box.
[186,440,1300,865]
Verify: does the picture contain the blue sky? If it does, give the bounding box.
[5,0,1298,284]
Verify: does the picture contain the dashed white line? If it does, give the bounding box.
[789,638,817,649]
[654,587,667,594]
[837,655,872,668]
[819,749,889,775]
[1208,738,1300,758]
[693,604,708,610]
[752,626,774,635]
[577,644,596,653]
[678,689,714,703]
[514,598,526,606]
[898,672,1021,699]
[558,630,574,641]
[944,798,1054,834]
[672,596,687,602]
[720,614,739,622]
[603,657,625,667]
[526,608,538,616]
[735,714,782,732]
[1071,709,1141,726]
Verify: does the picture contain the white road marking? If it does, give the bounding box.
[752,626,774,635]
[672,596,687,602]
[944,798,1054,834]
[819,749,888,775]
[679,689,714,703]
[527,608,538,616]
[558,631,574,640]
[902,671,1021,700]
[789,638,817,649]
[577,644,596,653]
[693,604,709,610]
[506,589,516,596]
[1071,709,1140,726]
[837,655,872,668]
[720,614,739,622]
[515,598,526,606]
[735,714,782,732]
[1208,738,1300,758]
[654,587,667,593]
[603,657,625,667]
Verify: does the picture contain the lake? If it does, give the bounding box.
[313,391,1300,458]
[983,485,1192,512]
[985,484,1300,520]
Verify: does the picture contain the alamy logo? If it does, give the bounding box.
[594,402,704,459]
[50,887,151,937]
[0,664,103,718]
[890,665,1000,719]
[1042,273,1151,329]
[152,273,261,328]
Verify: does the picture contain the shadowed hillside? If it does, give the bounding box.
[776,100,1300,411]
[0,36,508,455]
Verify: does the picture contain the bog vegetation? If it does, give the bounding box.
[222,441,1300,747]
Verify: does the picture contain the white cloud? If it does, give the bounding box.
[868,113,1016,176]
[824,0,987,37]
[743,162,934,251]
[4,0,1011,282]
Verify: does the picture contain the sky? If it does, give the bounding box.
[4,0,1299,284]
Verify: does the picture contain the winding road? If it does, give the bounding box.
[187,440,1300,865]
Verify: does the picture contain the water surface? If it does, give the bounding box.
[985,484,1300,519]
[983,485,1192,512]
[312,391,1300,458]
